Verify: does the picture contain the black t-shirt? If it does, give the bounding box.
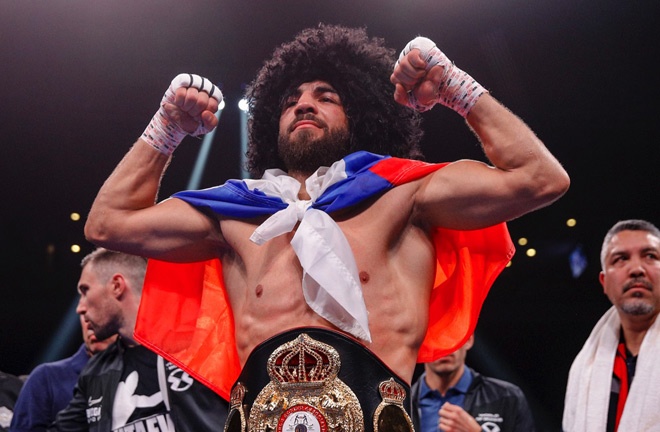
[112,345,169,432]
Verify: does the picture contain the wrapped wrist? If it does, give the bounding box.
[437,64,487,118]
[142,109,187,156]
[141,73,223,156]
[398,37,487,117]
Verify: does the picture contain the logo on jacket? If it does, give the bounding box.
[112,370,164,428]
[474,413,503,432]
[86,395,103,423]
[165,362,194,392]
[481,423,500,432]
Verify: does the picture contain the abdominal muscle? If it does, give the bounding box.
[219,198,436,385]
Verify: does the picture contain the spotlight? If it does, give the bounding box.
[238,98,249,112]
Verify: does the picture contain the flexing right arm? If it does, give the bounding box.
[85,75,225,262]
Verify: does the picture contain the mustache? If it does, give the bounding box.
[288,113,328,132]
[623,278,653,293]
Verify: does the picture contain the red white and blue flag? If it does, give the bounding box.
[134,151,514,399]
[171,151,443,216]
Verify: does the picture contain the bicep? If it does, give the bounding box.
[413,159,535,230]
[89,197,225,262]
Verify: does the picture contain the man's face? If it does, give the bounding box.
[76,263,120,342]
[425,336,474,377]
[600,230,660,318]
[278,80,350,174]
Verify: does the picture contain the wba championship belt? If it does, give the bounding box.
[224,328,414,432]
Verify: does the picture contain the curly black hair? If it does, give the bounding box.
[245,23,425,178]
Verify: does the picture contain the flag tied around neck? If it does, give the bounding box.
[134,151,514,399]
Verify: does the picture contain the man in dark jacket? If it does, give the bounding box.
[52,248,227,432]
[11,315,115,432]
[53,340,225,432]
[412,335,535,432]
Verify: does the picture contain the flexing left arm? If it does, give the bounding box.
[391,37,569,229]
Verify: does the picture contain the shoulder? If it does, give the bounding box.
[0,371,23,400]
[481,376,525,395]
[470,369,527,400]
[31,347,87,379]
[79,341,122,377]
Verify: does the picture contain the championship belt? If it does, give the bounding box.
[224,328,414,432]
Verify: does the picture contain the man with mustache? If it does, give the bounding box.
[85,25,569,430]
[563,219,660,432]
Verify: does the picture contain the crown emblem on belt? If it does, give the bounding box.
[378,378,407,404]
[229,382,246,408]
[266,333,341,388]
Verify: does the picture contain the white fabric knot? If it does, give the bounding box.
[247,169,307,245]
[244,160,372,342]
[292,199,310,219]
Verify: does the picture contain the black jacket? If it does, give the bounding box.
[0,371,24,432]
[411,367,536,432]
[52,341,227,432]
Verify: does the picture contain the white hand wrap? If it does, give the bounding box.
[397,37,487,117]
[142,73,223,156]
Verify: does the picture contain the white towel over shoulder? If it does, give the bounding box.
[562,306,660,431]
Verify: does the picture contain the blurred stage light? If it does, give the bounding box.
[526,248,536,257]
[239,99,249,178]
[238,98,249,112]
[187,106,223,190]
[70,212,81,221]
[566,218,577,227]
[517,237,528,246]
[569,244,587,278]
[70,244,81,253]
[37,300,79,365]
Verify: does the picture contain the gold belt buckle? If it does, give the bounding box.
[248,333,364,431]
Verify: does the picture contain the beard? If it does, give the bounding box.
[278,123,351,175]
[89,316,120,342]
[619,278,656,316]
[620,300,655,316]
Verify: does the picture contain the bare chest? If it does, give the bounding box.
[216,186,436,367]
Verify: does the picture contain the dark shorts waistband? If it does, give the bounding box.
[224,327,415,432]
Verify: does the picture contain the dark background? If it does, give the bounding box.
[1,1,658,430]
